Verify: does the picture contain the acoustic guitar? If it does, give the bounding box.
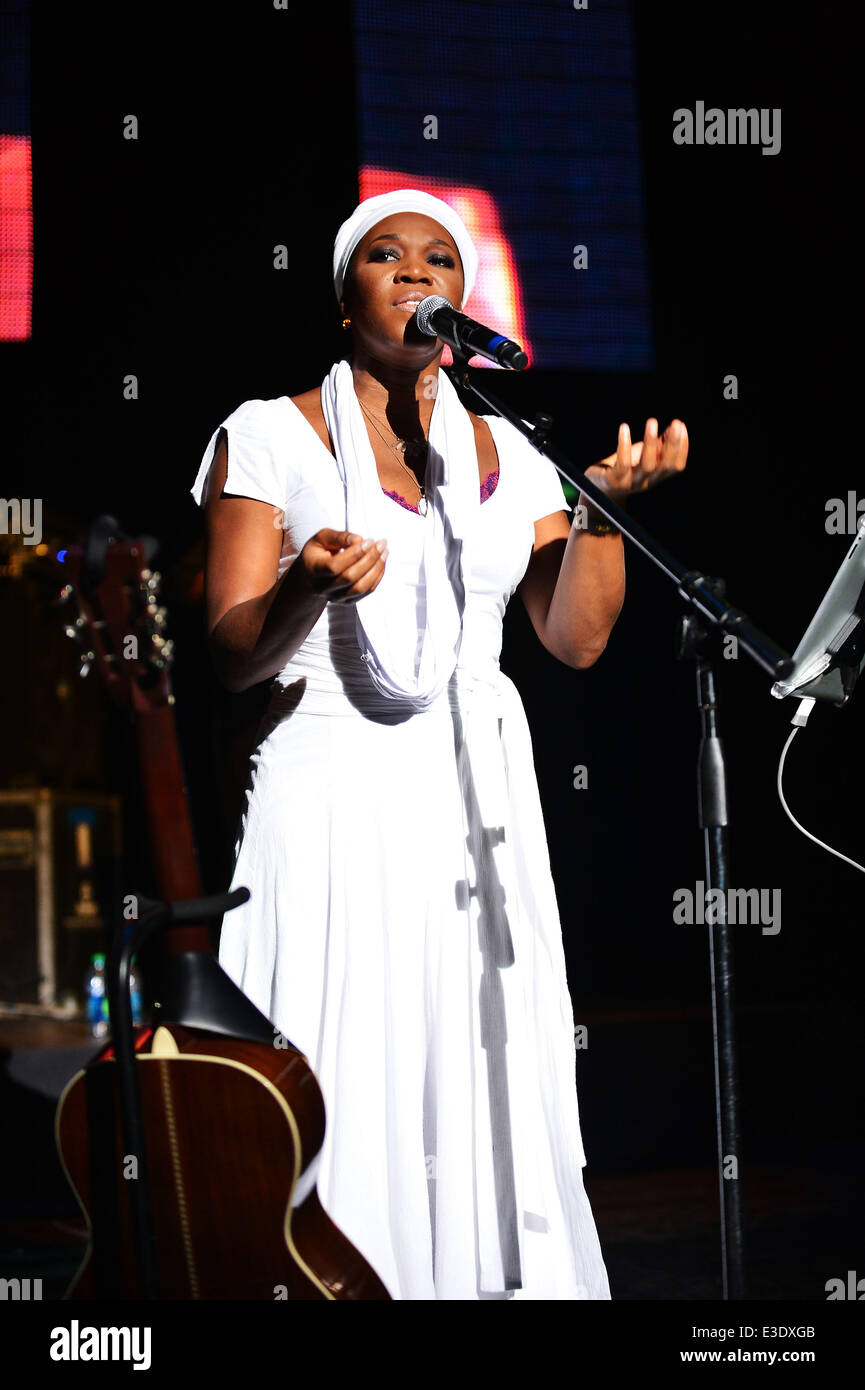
[53,518,391,1300]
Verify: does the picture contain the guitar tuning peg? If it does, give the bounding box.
[55,584,74,607]
[78,650,95,678]
[63,616,86,641]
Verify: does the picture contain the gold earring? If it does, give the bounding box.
[342,317,351,330]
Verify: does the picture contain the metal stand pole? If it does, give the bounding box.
[677,609,745,1299]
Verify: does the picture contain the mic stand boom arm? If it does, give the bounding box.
[446,355,794,1302]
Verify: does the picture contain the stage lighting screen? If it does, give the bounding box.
[352,0,652,371]
[0,0,31,342]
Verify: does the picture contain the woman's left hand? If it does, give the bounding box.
[584,418,689,503]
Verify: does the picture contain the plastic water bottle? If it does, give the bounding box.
[86,952,109,1038]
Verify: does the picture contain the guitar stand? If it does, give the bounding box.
[106,884,269,1300]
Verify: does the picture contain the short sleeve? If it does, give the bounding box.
[524,449,571,521]
[190,398,292,514]
[191,395,342,569]
[485,414,572,522]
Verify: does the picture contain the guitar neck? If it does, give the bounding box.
[134,704,210,956]
[59,536,214,958]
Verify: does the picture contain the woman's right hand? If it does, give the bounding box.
[297,529,389,604]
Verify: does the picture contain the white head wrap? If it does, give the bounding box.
[332,188,479,309]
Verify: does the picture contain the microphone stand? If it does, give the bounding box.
[445,353,795,1301]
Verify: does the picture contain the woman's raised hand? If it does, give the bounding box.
[298,529,389,604]
[585,418,689,502]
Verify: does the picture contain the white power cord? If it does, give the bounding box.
[777,695,865,875]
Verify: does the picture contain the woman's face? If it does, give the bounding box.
[341,211,465,365]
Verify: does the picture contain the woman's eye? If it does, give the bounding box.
[370,247,455,268]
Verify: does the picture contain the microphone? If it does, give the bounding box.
[414,295,528,371]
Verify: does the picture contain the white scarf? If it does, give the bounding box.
[321,359,479,709]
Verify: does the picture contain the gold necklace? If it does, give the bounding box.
[359,399,430,516]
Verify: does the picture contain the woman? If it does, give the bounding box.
[191,188,688,1300]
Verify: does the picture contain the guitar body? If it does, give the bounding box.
[57,1024,389,1300]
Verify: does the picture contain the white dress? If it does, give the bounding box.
[191,387,611,1301]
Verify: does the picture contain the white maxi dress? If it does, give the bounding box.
[191,388,611,1301]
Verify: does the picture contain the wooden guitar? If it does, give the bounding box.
[53,519,391,1300]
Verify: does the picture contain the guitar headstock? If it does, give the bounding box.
[56,519,175,714]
